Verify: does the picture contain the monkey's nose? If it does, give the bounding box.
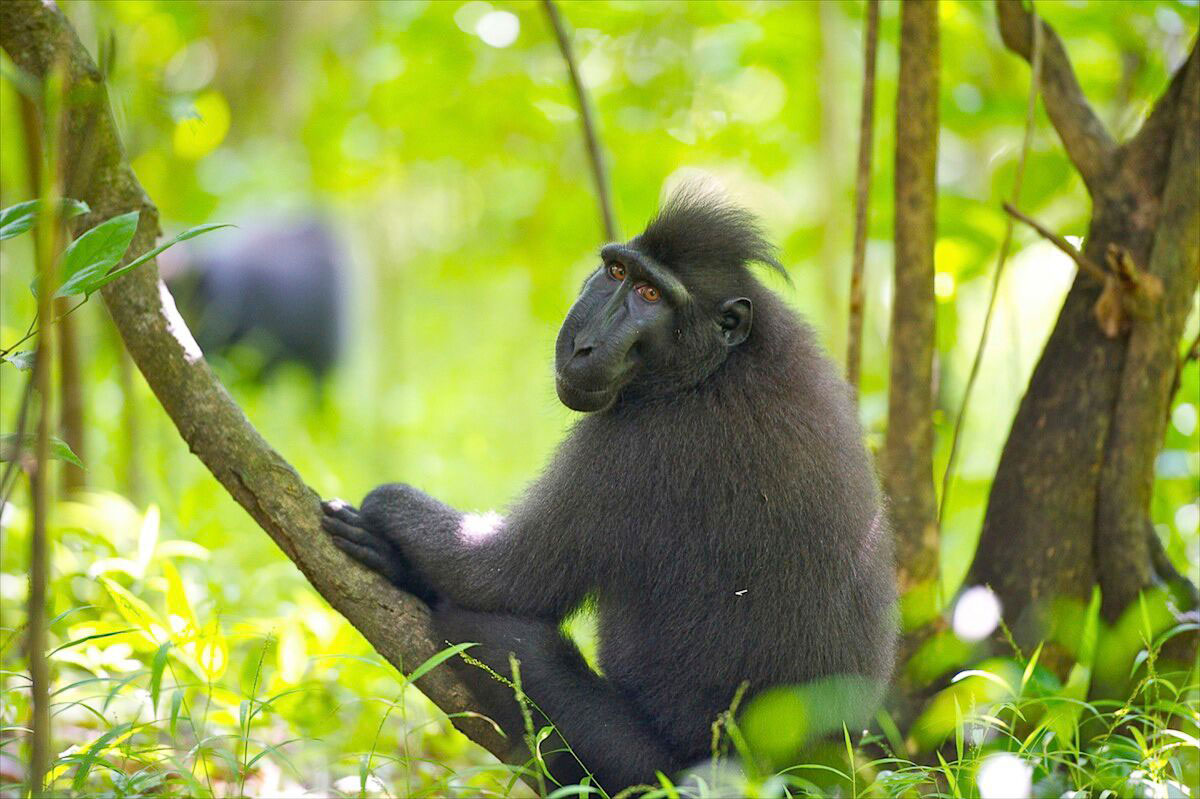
[572,340,595,359]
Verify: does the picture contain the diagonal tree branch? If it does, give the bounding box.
[1126,41,1198,167]
[0,0,522,776]
[995,0,1117,195]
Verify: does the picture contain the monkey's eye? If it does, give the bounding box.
[636,284,661,303]
[607,263,626,281]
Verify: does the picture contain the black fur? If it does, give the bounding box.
[323,188,896,792]
[166,218,343,381]
[633,183,787,281]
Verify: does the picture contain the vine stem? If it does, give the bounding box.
[846,0,880,396]
[542,0,618,242]
[938,3,1043,525]
[0,298,87,358]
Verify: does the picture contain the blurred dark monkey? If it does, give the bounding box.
[163,217,344,382]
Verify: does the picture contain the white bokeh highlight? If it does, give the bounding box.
[977,753,1033,799]
[460,511,503,543]
[952,585,1003,642]
[1171,402,1197,436]
[476,11,519,48]
[1175,502,1199,536]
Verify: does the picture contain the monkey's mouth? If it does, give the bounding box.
[555,375,617,413]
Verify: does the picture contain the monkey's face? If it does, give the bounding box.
[554,244,752,413]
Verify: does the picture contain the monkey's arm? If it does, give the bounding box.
[322,483,593,618]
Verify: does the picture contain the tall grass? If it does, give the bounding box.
[2,491,1196,798]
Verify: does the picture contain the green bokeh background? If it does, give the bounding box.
[1,1,1197,794]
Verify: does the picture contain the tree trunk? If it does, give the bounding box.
[0,0,523,776]
[971,1,1199,670]
[885,0,940,605]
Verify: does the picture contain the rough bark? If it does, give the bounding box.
[972,2,1199,647]
[884,0,940,600]
[0,0,521,774]
[1094,47,1199,619]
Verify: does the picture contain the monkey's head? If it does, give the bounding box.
[555,187,785,412]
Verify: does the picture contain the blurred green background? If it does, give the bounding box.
[1,1,1197,796]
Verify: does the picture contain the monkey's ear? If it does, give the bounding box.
[718,297,753,347]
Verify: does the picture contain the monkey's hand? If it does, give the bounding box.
[321,499,440,606]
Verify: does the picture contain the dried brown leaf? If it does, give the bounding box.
[1094,275,1127,338]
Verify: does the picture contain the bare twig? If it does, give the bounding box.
[0,299,88,358]
[1167,329,1200,424]
[542,0,618,242]
[995,0,1117,195]
[1126,41,1198,177]
[846,0,880,396]
[0,378,35,508]
[938,5,1041,526]
[1002,201,1109,283]
[1001,202,1165,338]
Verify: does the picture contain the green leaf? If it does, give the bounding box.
[0,433,84,469]
[0,200,41,237]
[169,689,184,739]
[546,786,603,799]
[52,437,85,469]
[402,641,476,685]
[85,222,233,296]
[1,351,35,371]
[0,198,89,241]
[48,629,135,657]
[150,641,172,714]
[72,722,133,792]
[1020,641,1044,693]
[54,211,140,298]
[99,576,169,646]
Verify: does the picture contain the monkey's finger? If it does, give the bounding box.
[330,534,392,574]
[321,499,363,525]
[321,513,375,545]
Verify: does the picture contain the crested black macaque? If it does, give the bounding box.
[322,187,896,791]
[163,218,343,382]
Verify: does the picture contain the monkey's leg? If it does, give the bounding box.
[433,606,682,793]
